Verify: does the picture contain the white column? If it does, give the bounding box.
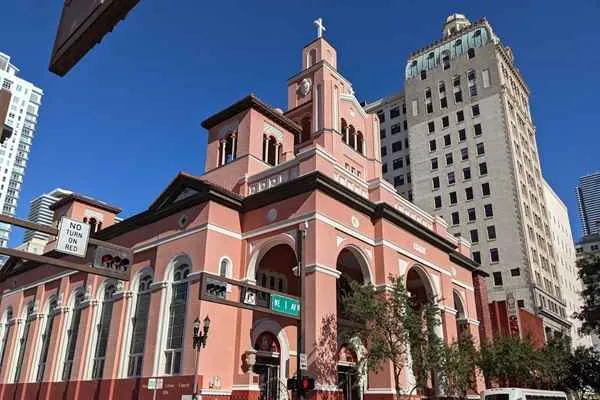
[221,140,227,165]
[263,136,268,163]
[274,143,280,165]
[232,134,237,160]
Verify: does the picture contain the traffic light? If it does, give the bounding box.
[287,377,296,390]
[300,376,315,391]
[92,246,132,273]
[205,278,227,299]
[286,376,315,393]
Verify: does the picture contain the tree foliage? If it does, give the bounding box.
[339,274,412,395]
[575,255,600,335]
[340,272,600,398]
[404,294,444,395]
[439,333,478,399]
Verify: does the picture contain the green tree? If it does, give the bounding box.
[565,346,600,398]
[477,335,537,387]
[339,274,412,396]
[575,255,600,335]
[405,296,444,396]
[535,336,571,390]
[439,333,478,399]
[340,274,443,397]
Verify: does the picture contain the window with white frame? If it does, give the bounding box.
[0,307,13,371]
[92,284,116,379]
[128,274,153,377]
[14,301,35,383]
[164,262,190,374]
[36,297,58,382]
[62,290,85,380]
[219,258,232,278]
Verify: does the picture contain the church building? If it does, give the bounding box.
[0,21,491,400]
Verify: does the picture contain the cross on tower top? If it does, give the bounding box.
[313,17,326,38]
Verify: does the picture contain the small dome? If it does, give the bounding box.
[442,13,471,38]
[446,13,467,23]
[273,107,284,114]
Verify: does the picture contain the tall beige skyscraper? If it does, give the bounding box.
[367,14,571,337]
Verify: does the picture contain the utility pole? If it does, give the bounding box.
[295,223,307,400]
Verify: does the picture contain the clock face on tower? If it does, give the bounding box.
[298,78,312,97]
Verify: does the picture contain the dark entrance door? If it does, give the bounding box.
[255,356,280,400]
[338,364,361,400]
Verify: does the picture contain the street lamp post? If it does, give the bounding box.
[192,315,210,400]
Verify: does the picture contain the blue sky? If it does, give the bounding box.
[0,1,599,244]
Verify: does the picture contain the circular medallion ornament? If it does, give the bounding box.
[266,208,278,222]
[178,214,189,229]
[351,216,360,228]
[298,78,312,97]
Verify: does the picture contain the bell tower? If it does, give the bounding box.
[285,18,382,181]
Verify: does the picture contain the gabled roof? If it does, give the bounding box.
[201,94,302,135]
[148,172,242,212]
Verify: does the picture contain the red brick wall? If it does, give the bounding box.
[519,308,545,348]
[488,301,545,348]
[472,272,493,341]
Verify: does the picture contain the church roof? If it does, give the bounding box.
[49,193,122,213]
[201,94,302,135]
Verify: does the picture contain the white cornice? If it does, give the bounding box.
[304,263,341,279]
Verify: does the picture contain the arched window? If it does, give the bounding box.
[341,119,348,143]
[467,48,475,59]
[454,39,463,56]
[165,262,190,374]
[219,258,231,278]
[263,136,280,166]
[128,274,153,377]
[14,301,35,382]
[36,297,58,382]
[89,218,97,233]
[219,133,237,166]
[0,307,13,370]
[309,49,317,67]
[348,125,356,149]
[62,290,85,380]
[300,117,311,143]
[441,50,450,70]
[356,132,364,154]
[92,284,116,379]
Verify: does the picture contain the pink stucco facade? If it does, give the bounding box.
[0,33,489,400]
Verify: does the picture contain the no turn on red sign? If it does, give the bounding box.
[56,217,91,258]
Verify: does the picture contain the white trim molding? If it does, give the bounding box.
[304,264,341,279]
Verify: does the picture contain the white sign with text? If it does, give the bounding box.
[56,217,90,257]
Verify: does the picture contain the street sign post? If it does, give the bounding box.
[148,377,163,400]
[0,214,132,281]
[299,353,307,370]
[148,377,163,390]
[271,293,300,317]
[56,217,91,257]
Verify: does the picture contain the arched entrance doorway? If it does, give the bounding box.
[338,345,361,400]
[405,266,439,395]
[336,247,370,400]
[255,244,299,296]
[254,332,282,400]
[251,243,297,400]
